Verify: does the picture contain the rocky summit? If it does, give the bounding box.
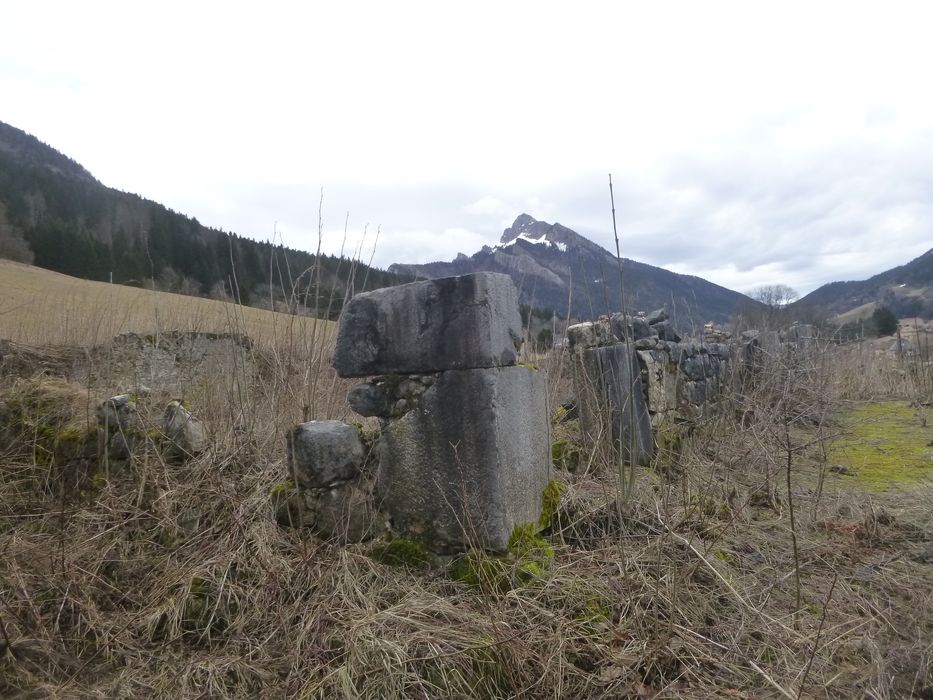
[389,214,753,325]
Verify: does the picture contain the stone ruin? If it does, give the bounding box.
[566,309,734,464]
[287,273,551,553]
[284,271,822,553]
[0,331,254,397]
[0,333,234,482]
[567,313,820,464]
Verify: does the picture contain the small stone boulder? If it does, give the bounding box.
[96,395,139,434]
[162,401,208,459]
[646,307,669,325]
[347,383,390,418]
[652,320,682,343]
[287,420,365,489]
[609,314,651,342]
[347,375,434,419]
[567,319,613,349]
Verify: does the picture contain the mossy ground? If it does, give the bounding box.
[371,538,432,569]
[829,401,932,491]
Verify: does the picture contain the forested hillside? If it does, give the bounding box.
[794,247,933,320]
[0,121,410,316]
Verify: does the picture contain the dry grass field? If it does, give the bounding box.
[1,263,931,699]
[0,259,333,348]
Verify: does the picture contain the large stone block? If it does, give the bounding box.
[333,273,523,377]
[572,344,654,466]
[376,365,550,553]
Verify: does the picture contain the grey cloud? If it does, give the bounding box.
[204,134,932,297]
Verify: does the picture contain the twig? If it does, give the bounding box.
[797,573,838,699]
[749,659,796,700]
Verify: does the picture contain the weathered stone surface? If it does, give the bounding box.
[633,317,652,340]
[567,319,613,349]
[287,420,365,489]
[707,342,731,357]
[680,380,709,406]
[347,375,435,419]
[572,344,654,466]
[308,480,380,542]
[758,331,781,355]
[681,354,711,382]
[162,401,208,459]
[647,307,668,325]
[634,337,657,350]
[637,350,666,414]
[333,273,523,377]
[96,394,139,434]
[376,365,550,553]
[652,320,682,343]
[85,332,254,396]
[347,383,389,417]
[609,314,651,342]
[666,342,685,364]
[105,431,134,461]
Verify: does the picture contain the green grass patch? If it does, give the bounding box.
[829,401,932,491]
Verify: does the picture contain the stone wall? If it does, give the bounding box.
[0,331,255,396]
[568,310,734,462]
[568,314,819,461]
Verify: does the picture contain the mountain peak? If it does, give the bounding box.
[392,214,750,323]
[499,214,602,257]
[500,214,550,244]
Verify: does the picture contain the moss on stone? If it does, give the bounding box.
[538,480,566,531]
[449,552,512,591]
[509,523,555,561]
[551,439,581,472]
[551,405,568,423]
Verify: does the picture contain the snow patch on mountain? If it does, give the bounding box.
[496,231,567,252]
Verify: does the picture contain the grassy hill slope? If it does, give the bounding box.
[0,259,331,347]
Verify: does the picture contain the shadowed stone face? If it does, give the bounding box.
[333,273,523,377]
[287,420,365,489]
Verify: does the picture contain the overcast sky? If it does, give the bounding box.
[3,1,931,296]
